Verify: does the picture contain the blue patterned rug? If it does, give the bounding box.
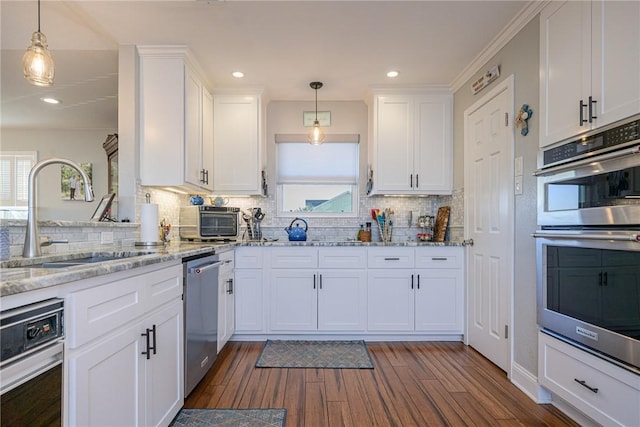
[255,340,374,369]
[170,408,286,427]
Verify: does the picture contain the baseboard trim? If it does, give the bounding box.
[510,361,551,403]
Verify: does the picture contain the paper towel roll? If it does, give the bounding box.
[140,203,159,243]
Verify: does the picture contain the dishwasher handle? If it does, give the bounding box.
[189,261,223,275]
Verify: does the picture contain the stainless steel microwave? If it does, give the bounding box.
[179,206,240,241]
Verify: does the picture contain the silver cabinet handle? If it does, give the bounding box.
[384,257,400,261]
[189,261,223,274]
[431,257,448,261]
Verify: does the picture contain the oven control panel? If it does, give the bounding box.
[543,117,640,167]
[0,299,63,365]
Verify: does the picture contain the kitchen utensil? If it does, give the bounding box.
[285,218,308,241]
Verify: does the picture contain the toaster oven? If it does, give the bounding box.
[179,206,240,241]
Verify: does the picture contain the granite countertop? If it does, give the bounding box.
[1,240,464,297]
[0,242,234,297]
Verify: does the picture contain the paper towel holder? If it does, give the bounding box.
[90,193,115,222]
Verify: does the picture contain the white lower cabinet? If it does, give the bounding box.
[367,247,463,333]
[217,251,235,352]
[234,247,266,333]
[66,263,183,427]
[234,245,463,337]
[269,247,367,332]
[539,332,640,427]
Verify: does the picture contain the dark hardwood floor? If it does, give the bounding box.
[184,341,578,426]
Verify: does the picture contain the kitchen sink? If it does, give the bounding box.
[35,255,133,268]
[4,251,155,269]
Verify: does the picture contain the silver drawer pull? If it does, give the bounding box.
[574,378,598,394]
[431,257,448,261]
[384,257,400,261]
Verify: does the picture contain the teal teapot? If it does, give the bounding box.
[285,218,308,241]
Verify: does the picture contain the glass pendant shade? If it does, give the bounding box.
[308,81,324,145]
[23,31,55,87]
[309,120,325,145]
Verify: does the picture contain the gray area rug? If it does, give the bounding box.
[255,340,374,369]
[170,409,286,427]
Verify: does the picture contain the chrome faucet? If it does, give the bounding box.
[23,158,94,258]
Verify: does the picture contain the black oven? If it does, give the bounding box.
[535,115,640,372]
[534,230,640,371]
[536,115,640,226]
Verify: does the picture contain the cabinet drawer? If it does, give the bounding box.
[539,333,640,427]
[368,247,414,269]
[270,247,318,269]
[415,247,463,269]
[235,247,263,269]
[67,276,146,349]
[219,250,234,274]
[319,247,366,269]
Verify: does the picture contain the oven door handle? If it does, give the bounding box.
[534,144,640,176]
[532,232,640,242]
[0,340,63,395]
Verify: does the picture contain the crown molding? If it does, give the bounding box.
[450,1,550,93]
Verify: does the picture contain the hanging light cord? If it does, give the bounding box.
[37,0,41,32]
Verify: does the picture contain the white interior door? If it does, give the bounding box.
[464,76,514,373]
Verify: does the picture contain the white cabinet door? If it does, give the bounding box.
[367,270,414,331]
[184,67,203,189]
[234,269,264,333]
[144,300,183,427]
[591,0,640,128]
[213,94,262,195]
[540,1,640,148]
[218,254,235,352]
[371,92,453,195]
[68,323,144,427]
[201,88,214,191]
[317,270,367,331]
[269,270,317,331]
[414,95,453,193]
[539,1,591,147]
[414,269,463,333]
[374,95,414,192]
[138,46,212,192]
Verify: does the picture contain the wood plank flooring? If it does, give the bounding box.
[184,341,578,426]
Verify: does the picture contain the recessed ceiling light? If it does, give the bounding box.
[232,71,244,78]
[41,97,61,104]
[386,70,399,78]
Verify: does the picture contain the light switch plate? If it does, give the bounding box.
[514,156,523,177]
[514,176,523,195]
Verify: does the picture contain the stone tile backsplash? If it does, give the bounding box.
[141,186,465,244]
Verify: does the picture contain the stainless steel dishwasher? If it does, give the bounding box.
[183,253,221,397]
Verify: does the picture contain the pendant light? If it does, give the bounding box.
[22,0,55,87]
[308,81,325,145]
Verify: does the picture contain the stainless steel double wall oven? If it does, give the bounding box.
[535,115,640,372]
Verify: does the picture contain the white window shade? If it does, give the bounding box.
[277,141,358,184]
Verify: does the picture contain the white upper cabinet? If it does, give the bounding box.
[213,93,264,195]
[138,46,213,192]
[370,90,453,195]
[540,1,640,148]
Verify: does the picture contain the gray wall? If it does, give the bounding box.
[453,16,540,374]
